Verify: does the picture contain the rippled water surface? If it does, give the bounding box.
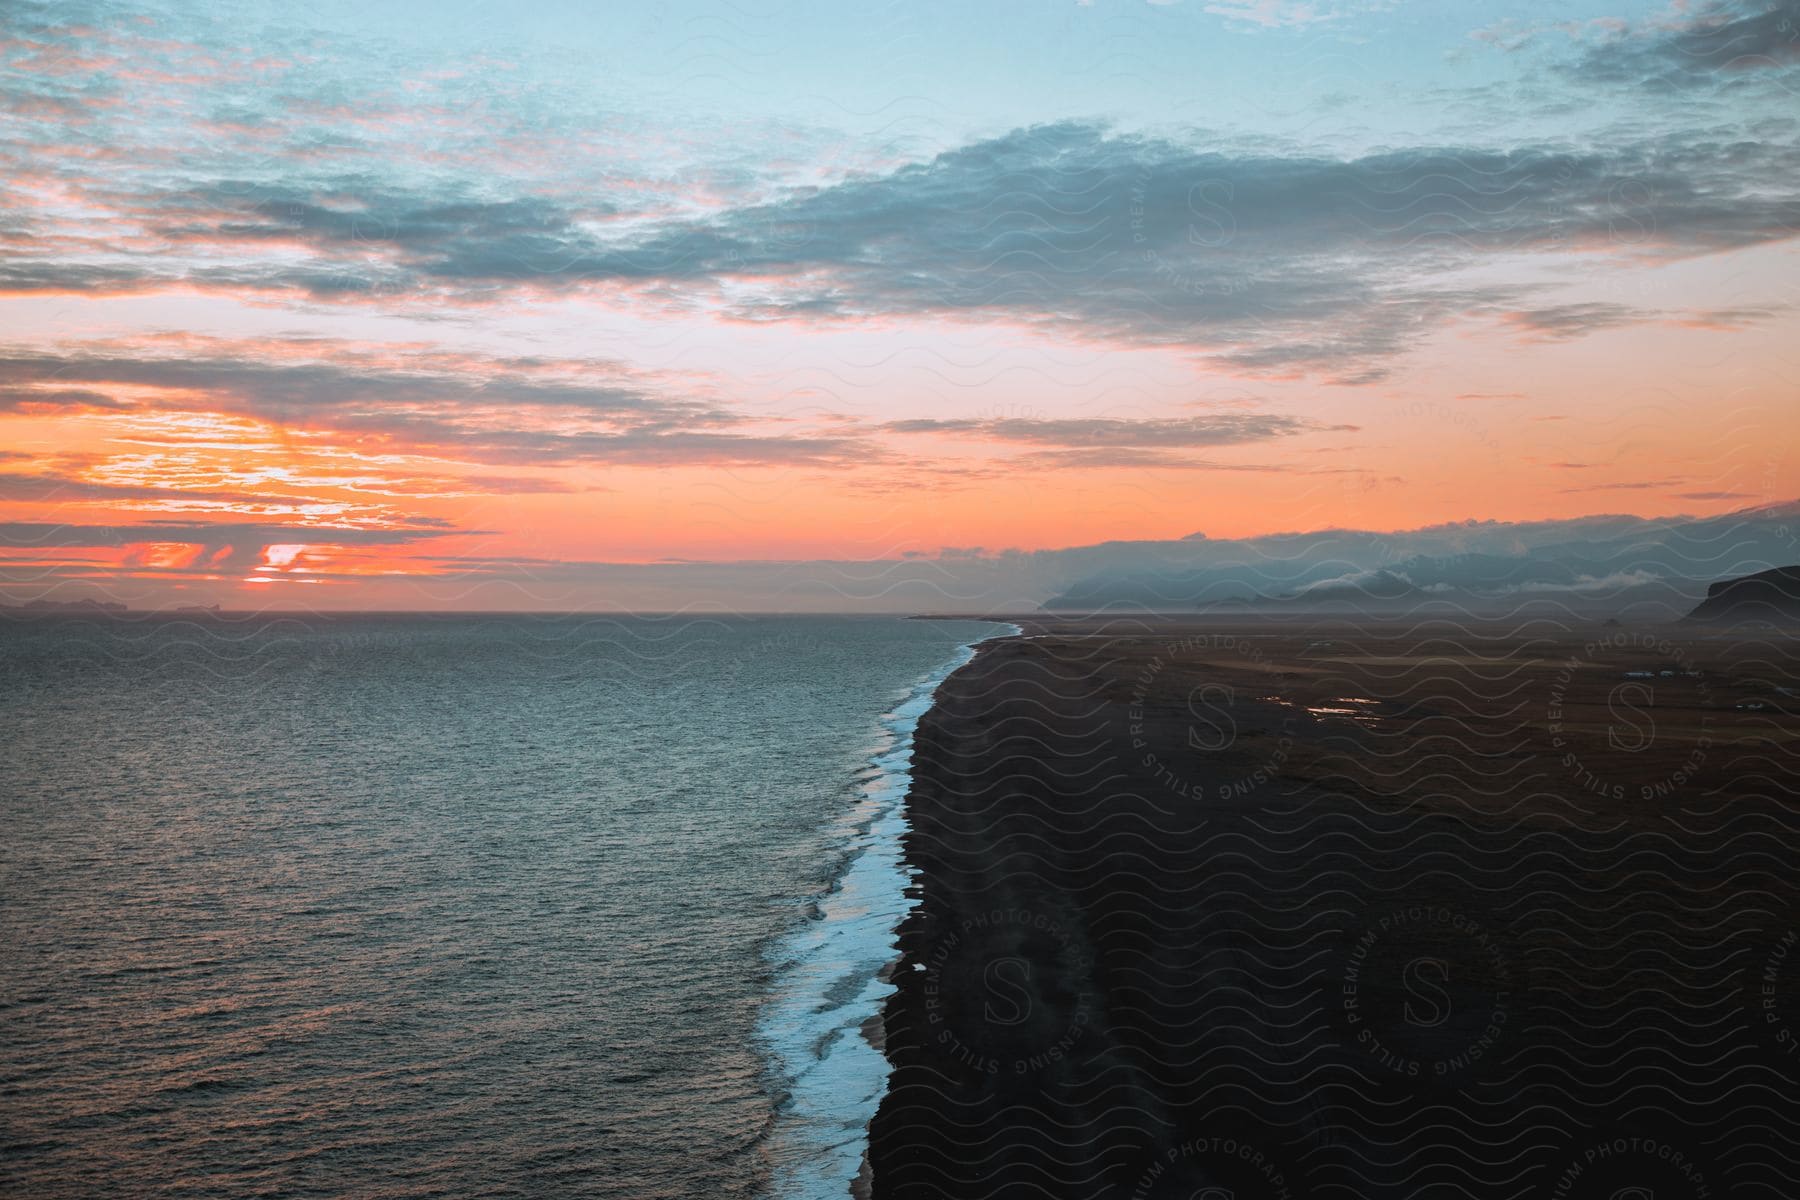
[0,614,989,1198]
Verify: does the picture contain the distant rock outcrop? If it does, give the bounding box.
[1684,566,1800,626]
[1285,568,1420,603]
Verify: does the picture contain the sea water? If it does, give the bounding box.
[0,613,996,1198]
[757,626,1011,1199]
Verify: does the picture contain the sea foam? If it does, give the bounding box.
[757,624,1017,1199]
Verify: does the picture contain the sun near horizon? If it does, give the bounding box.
[3,1,1797,611]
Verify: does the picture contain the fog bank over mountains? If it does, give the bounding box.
[1033,502,1800,620]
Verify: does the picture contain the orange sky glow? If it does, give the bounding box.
[5,6,1798,610]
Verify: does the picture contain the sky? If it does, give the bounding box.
[3,0,1797,610]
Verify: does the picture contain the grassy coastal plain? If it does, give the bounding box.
[868,615,1800,1199]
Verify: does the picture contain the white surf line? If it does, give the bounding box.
[757,622,1019,1200]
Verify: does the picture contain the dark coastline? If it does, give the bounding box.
[867,616,1800,1198]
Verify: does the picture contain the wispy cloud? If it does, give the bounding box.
[882,413,1348,447]
[1202,0,1394,30]
[0,519,467,551]
[0,340,875,469]
[1571,0,1800,88]
[1498,302,1656,342]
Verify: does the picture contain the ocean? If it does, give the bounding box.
[0,613,998,1199]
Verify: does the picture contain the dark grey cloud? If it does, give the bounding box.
[884,413,1345,447]
[327,422,875,469]
[152,190,624,292]
[0,349,873,468]
[0,352,673,425]
[1009,448,1305,472]
[884,410,1367,472]
[0,521,467,549]
[1501,302,1656,341]
[0,466,581,505]
[1493,300,1789,340]
[0,386,135,412]
[15,122,1799,380]
[0,262,159,295]
[1560,477,1688,492]
[164,192,599,254]
[1678,305,1785,328]
[1574,1,1800,88]
[0,472,278,504]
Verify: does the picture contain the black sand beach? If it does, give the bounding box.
[868,616,1800,1198]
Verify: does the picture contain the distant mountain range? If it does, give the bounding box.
[1042,501,1800,621]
